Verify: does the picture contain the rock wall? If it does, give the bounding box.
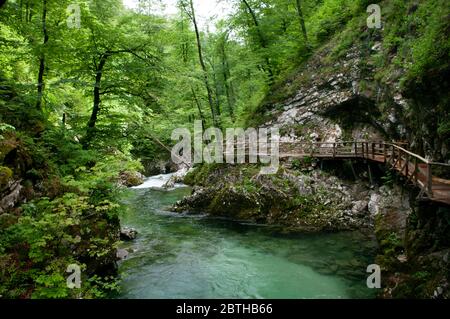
[257,39,448,162]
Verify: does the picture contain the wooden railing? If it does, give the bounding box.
[223,140,450,204]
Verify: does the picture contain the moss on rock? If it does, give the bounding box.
[0,166,12,189]
[176,164,373,233]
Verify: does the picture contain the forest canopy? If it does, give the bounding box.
[0,0,449,299]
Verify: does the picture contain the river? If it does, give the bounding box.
[116,173,378,299]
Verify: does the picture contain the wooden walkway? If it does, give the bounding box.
[227,141,450,205]
[275,141,450,205]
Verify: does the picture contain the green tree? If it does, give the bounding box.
[240,0,275,84]
[65,2,163,147]
[295,0,309,45]
[178,0,221,128]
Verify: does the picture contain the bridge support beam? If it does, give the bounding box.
[349,160,357,180]
[427,164,433,198]
[368,164,373,186]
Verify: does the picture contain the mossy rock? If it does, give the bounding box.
[207,185,261,219]
[0,166,13,189]
[0,133,19,162]
[183,163,228,186]
[119,171,144,187]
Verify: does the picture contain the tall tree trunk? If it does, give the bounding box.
[84,53,109,148]
[191,87,206,130]
[25,1,29,22]
[208,59,221,117]
[25,0,33,22]
[241,0,274,84]
[280,2,289,33]
[19,0,23,20]
[62,113,66,128]
[219,38,235,121]
[295,0,309,45]
[188,0,220,128]
[27,1,32,22]
[180,11,189,64]
[36,0,48,110]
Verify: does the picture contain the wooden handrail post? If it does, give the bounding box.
[388,146,394,165]
[414,158,418,184]
[391,145,395,166]
[271,140,448,204]
[427,163,433,197]
[405,155,409,177]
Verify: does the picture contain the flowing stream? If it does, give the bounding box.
[116,173,378,299]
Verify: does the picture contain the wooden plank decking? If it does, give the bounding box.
[283,141,450,205]
[232,141,450,205]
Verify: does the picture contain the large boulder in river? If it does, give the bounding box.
[120,227,138,241]
[116,249,130,261]
[174,164,375,233]
[162,167,191,189]
[118,171,145,187]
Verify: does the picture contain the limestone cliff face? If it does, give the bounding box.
[255,40,449,162]
[259,46,385,144]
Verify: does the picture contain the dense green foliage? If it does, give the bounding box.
[0,0,448,298]
[0,87,142,297]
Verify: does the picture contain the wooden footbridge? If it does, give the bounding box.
[151,132,450,205]
[274,141,450,205]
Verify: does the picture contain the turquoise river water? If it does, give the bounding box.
[116,175,378,299]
